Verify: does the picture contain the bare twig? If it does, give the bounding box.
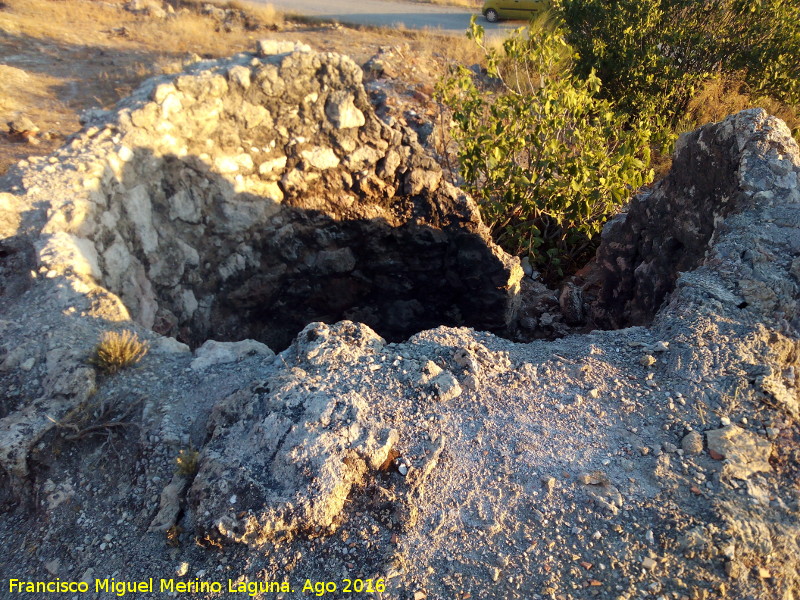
[62,421,140,441]
[46,396,144,441]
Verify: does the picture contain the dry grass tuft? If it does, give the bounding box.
[91,330,149,374]
[400,28,486,75]
[132,13,230,55]
[430,32,486,68]
[685,75,800,140]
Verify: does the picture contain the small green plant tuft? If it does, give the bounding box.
[176,448,200,477]
[90,330,149,374]
[165,525,183,547]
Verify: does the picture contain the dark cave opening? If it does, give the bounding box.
[97,150,522,353]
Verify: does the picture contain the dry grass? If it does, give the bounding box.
[90,330,149,374]
[1,0,135,46]
[684,75,800,140]
[654,75,800,180]
[132,13,241,55]
[430,32,486,68]
[397,26,486,73]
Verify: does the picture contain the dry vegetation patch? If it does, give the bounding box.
[91,330,150,374]
[684,74,800,138]
[0,0,477,176]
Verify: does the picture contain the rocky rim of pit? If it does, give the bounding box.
[0,42,798,600]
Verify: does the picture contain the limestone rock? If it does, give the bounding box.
[706,425,772,479]
[188,325,398,544]
[325,91,366,129]
[591,108,800,329]
[757,361,800,418]
[7,115,39,135]
[257,156,287,178]
[0,192,24,238]
[559,281,585,325]
[301,147,340,170]
[226,65,251,89]
[0,340,97,503]
[363,49,399,79]
[191,339,274,370]
[257,39,310,57]
[150,336,191,355]
[37,232,101,281]
[580,471,623,515]
[431,371,462,401]
[681,430,704,455]
[294,320,377,359]
[148,474,188,533]
[418,360,443,385]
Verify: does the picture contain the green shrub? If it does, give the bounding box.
[556,0,800,123]
[90,330,149,374]
[436,18,653,278]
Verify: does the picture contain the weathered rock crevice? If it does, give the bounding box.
[590,110,800,330]
[41,41,522,351]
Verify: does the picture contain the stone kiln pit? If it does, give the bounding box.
[16,41,796,360]
[115,154,519,351]
[65,41,521,351]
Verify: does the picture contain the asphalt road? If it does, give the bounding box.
[263,0,518,37]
